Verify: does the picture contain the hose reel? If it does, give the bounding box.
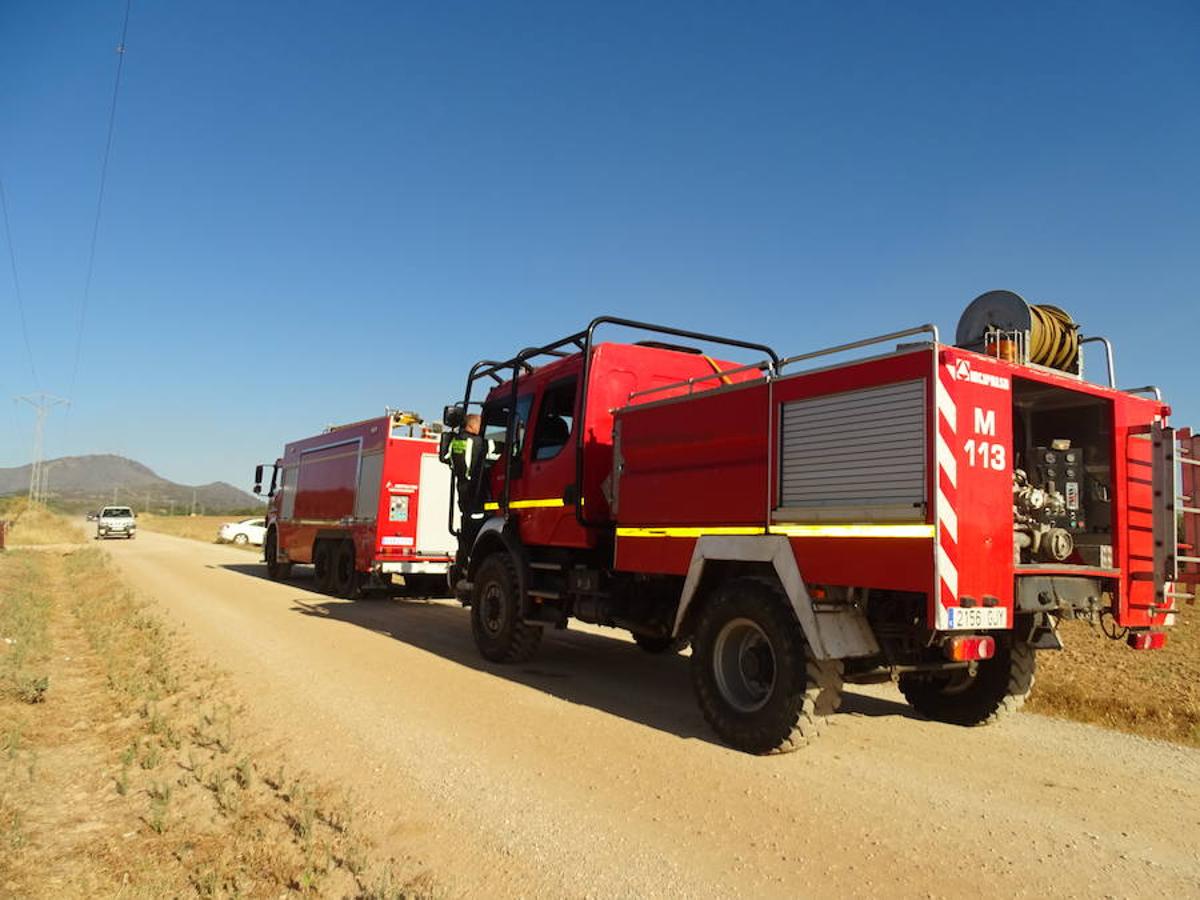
[956,290,1081,375]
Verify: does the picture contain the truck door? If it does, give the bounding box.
[514,376,588,548]
[480,394,533,515]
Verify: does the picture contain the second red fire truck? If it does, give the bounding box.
[255,411,455,597]
[441,292,1196,753]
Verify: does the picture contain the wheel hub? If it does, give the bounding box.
[712,617,777,713]
[481,583,505,635]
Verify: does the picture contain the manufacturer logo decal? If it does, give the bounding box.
[947,360,1010,391]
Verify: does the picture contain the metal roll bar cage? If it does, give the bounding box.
[450,317,779,532]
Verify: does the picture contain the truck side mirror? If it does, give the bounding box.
[443,404,465,429]
[253,464,263,495]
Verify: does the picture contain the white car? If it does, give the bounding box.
[217,517,267,546]
[96,506,137,540]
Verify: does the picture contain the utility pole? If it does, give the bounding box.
[191,489,197,516]
[15,393,69,506]
[112,485,118,504]
[169,498,176,517]
[144,491,150,514]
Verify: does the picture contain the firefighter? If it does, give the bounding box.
[444,413,482,501]
[448,413,503,520]
[444,413,497,571]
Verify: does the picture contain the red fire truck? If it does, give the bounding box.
[255,411,455,597]
[442,294,1196,753]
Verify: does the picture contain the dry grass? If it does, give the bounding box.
[138,513,258,551]
[0,545,435,898]
[1,501,85,546]
[1028,610,1200,747]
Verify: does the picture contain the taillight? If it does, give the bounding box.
[1127,632,1167,650]
[943,635,996,662]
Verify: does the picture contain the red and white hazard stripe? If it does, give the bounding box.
[935,364,959,628]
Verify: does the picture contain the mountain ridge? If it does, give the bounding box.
[0,454,260,513]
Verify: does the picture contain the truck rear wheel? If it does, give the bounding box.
[313,541,334,593]
[691,577,842,754]
[332,541,360,599]
[470,553,542,664]
[265,530,292,581]
[899,642,1035,726]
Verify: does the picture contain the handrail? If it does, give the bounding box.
[625,359,772,403]
[777,324,940,372]
[1123,385,1164,401]
[1079,335,1116,388]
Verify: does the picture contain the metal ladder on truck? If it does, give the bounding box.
[1173,427,1200,607]
[1156,425,1200,613]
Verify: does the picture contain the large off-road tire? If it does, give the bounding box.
[264,529,292,581]
[633,633,687,655]
[691,577,843,754]
[332,541,361,599]
[313,541,335,593]
[899,642,1036,726]
[470,553,542,664]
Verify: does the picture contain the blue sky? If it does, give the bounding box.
[1,1,1197,490]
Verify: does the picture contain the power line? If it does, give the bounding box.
[0,176,39,389]
[67,0,134,404]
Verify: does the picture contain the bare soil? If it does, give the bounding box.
[101,530,1200,897]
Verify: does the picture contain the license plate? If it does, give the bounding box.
[945,606,1007,630]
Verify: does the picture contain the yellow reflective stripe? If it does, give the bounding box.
[616,526,766,538]
[482,498,566,512]
[768,523,935,539]
[510,498,565,509]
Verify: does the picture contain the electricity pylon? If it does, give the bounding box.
[16,393,69,506]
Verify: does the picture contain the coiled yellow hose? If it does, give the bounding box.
[1028,304,1079,372]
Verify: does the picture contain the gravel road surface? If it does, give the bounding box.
[107,530,1200,898]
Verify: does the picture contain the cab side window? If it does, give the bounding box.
[483,395,534,459]
[532,379,577,461]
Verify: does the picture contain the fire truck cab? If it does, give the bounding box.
[443,299,1194,754]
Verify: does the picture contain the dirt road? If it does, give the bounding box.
[105,530,1200,898]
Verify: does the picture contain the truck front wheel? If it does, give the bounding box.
[332,541,360,599]
[313,541,334,593]
[691,577,842,754]
[470,553,542,664]
[265,530,292,581]
[899,642,1035,726]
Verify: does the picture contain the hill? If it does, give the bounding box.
[0,454,260,514]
